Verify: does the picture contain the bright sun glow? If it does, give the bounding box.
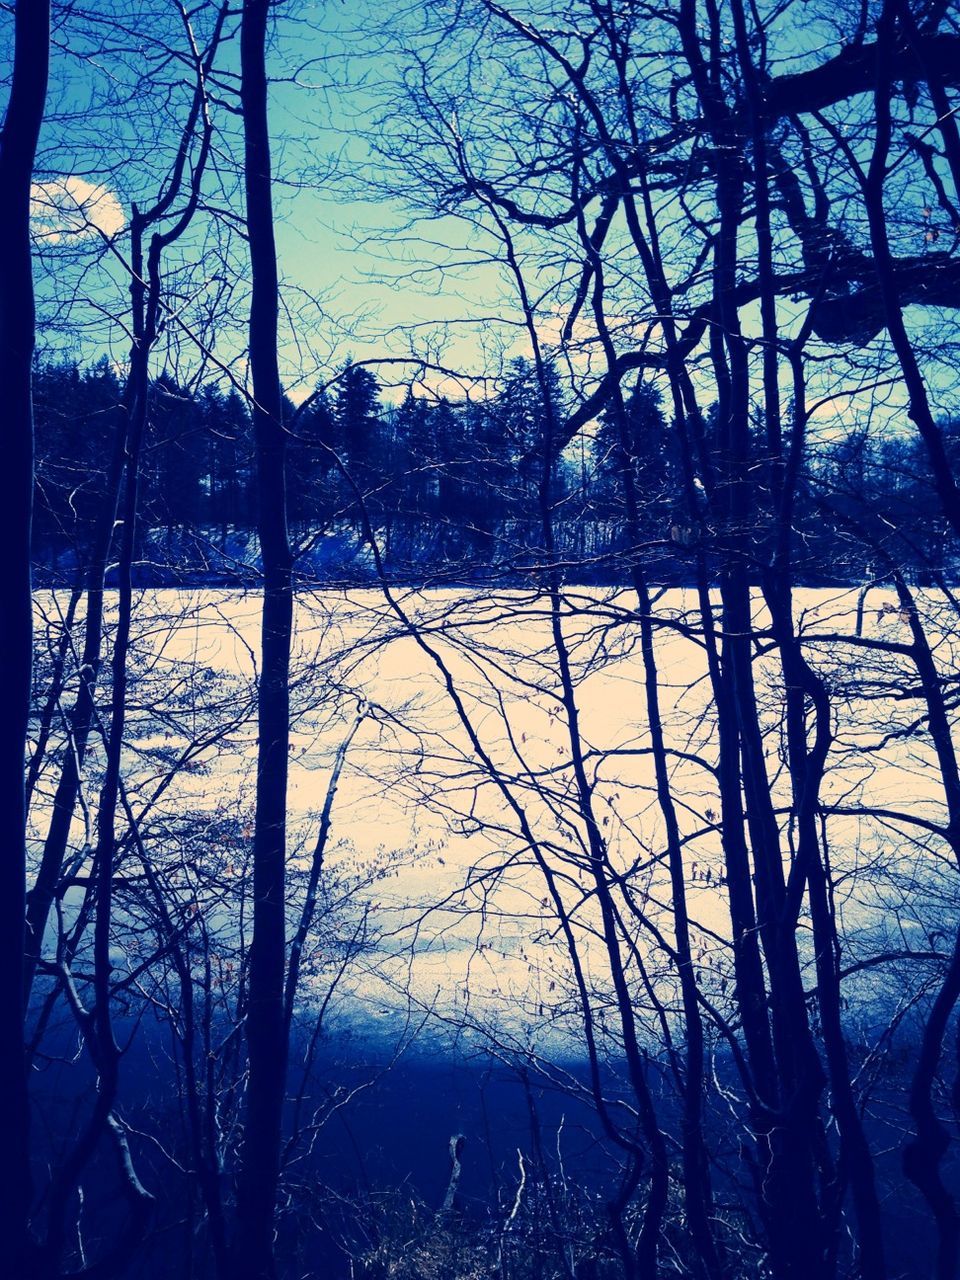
[30,176,125,242]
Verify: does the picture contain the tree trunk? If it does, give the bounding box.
[0,0,50,1272]
[233,2,294,1275]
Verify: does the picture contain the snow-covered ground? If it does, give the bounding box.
[28,585,960,1054]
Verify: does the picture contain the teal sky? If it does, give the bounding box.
[20,0,960,430]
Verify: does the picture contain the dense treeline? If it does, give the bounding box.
[33,356,960,585]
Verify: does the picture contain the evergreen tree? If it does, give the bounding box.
[33,358,122,568]
[593,378,674,539]
[392,390,436,518]
[147,372,207,530]
[199,386,253,532]
[288,388,338,528]
[333,362,382,477]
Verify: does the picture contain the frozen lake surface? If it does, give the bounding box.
[28,584,960,1054]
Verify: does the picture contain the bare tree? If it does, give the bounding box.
[0,0,50,1273]
[232,2,295,1275]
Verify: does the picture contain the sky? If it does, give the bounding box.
[24,0,518,403]
[18,0,960,432]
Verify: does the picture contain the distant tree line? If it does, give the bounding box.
[33,356,960,586]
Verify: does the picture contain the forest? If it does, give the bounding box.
[4,1,960,1279]
[30,356,960,584]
